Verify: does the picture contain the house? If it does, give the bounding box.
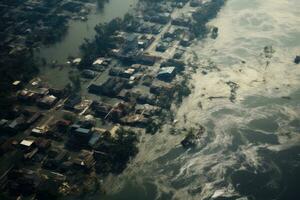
[72,150,95,171]
[88,132,101,148]
[26,112,43,125]
[43,149,68,171]
[35,138,51,152]
[106,102,135,122]
[180,34,192,47]
[31,126,49,137]
[91,57,111,71]
[20,139,35,149]
[109,68,122,76]
[148,13,171,24]
[37,95,58,109]
[89,77,127,97]
[150,82,175,96]
[121,33,139,54]
[64,94,81,110]
[135,104,162,117]
[137,94,156,105]
[70,124,81,132]
[81,69,97,79]
[8,115,27,133]
[73,127,91,140]
[137,54,158,66]
[157,67,176,82]
[120,114,150,127]
[110,125,121,138]
[138,35,155,49]
[173,48,185,59]
[131,64,143,71]
[161,59,185,72]
[56,120,72,133]
[121,68,136,78]
[163,27,178,39]
[32,88,49,97]
[93,57,110,66]
[117,89,132,101]
[171,17,191,27]
[19,139,37,159]
[72,58,82,65]
[91,101,112,118]
[156,41,170,52]
[152,24,164,34]
[67,125,92,149]
[17,89,39,103]
[12,80,22,91]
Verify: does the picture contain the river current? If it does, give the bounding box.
[98,0,300,199]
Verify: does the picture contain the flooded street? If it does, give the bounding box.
[99,0,300,199]
[36,0,137,64]
[35,0,137,90]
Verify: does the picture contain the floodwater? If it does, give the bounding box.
[35,0,137,64]
[36,0,137,89]
[97,0,300,200]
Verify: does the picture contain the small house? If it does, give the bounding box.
[157,67,176,82]
[37,95,58,109]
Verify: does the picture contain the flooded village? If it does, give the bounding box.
[4,0,300,200]
[0,0,227,198]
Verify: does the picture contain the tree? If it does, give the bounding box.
[69,72,81,92]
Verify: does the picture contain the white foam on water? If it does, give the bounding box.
[101,0,300,199]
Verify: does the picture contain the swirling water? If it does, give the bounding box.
[97,0,300,199]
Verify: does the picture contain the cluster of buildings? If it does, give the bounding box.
[0,0,96,60]
[0,0,217,198]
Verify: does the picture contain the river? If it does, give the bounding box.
[97,0,300,199]
[35,0,137,64]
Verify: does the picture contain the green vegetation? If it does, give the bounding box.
[0,52,38,118]
[175,77,192,105]
[80,18,123,67]
[191,0,226,37]
[95,128,138,174]
[68,71,81,92]
[63,112,78,122]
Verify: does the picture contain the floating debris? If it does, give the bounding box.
[181,126,206,148]
[294,56,300,64]
[226,81,239,103]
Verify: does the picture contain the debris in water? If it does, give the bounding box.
[211,26,219,39]
[263,46,275,59]
[226,81,239,103]
[181,126,205,148]
[294,56,300,64]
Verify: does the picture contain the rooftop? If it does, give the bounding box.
[20,139,34,147]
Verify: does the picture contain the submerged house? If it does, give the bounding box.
[67,125,92,149]
[89,77,127,97]
[37,95,58,109]
[157,67,176,82]
[64,94,81,110]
